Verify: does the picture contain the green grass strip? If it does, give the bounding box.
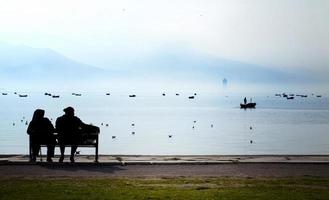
[0,177,329,200]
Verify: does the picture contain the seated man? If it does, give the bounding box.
[56,107,86,163]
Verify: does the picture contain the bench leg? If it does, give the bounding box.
[95,145,99,163]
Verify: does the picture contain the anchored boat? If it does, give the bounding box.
[240,103,256,109]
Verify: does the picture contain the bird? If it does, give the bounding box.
[132,131,135,135]
[193,121,197,123]
[131,123,135,126]
[13,123,15,126]
[250,140,253,144]
[112,136,116,139]
[250,126,252,130]
[101,123,104,126]
[106,124,109,127]
[211,124,213,128]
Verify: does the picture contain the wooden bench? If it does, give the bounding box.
[29,126,100,163]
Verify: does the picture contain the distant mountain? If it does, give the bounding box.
[0,43,323,91]
[118,48,319,85]
[0,43,111,81]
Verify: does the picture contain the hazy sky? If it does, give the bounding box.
[0,0,328,72]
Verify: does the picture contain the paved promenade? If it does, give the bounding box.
[0,155,328,178]
[1,155,329,164]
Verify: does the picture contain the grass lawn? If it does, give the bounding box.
[0,177,329,200]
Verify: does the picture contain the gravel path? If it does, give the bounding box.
[1,163,328,178]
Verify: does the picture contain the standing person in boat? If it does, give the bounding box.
[56,106,86,163]
[244,97,247,104]
[27,109,56,162]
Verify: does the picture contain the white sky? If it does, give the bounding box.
[0,0,328,72]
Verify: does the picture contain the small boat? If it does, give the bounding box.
[188,96,195,99]
[316,95,322,98]
[275,94,281,97]
[19,94,28,97]
[52,95,60,98]
[162,93,166,96]
[2,93,7,95]
[289,94,294,96]
[240,103,256,109]
[282,94,288,98]
[287,96,294,100]
[301,95,308,98]
[176,93,179,96]
[106,93,110,95]
[74,93,82,96]
[129,95,136,97]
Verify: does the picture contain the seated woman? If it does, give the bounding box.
[27,109,56,162]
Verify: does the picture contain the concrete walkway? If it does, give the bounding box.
[1,155,329,178]
[1,155,329,164]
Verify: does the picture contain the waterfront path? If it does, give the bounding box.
[1,155,329,178]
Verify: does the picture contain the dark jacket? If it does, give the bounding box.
[55,115,85,144]
[27,118,55,144]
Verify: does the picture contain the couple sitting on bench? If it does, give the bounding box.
[27,107,99,163]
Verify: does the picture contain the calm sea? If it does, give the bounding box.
[0,92,328,155]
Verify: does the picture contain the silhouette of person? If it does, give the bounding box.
[56,107,86,163]
[27,109,56,162]
[244,97,247,104]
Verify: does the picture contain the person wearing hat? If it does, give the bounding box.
[27,109,56,162]
[56,106,86,163]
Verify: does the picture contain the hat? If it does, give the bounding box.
[63,106,74,113]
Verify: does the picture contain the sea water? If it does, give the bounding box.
[0,92,328,155]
